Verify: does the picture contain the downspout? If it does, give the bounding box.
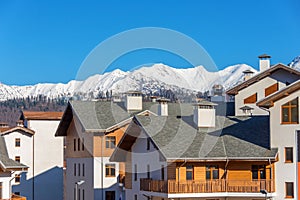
[9,171,17,198]
[177,159,187,182]
[224,159,229,192]
[33,133,35,200]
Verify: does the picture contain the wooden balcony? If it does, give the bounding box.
[140,179,275,194]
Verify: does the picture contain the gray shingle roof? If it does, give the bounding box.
[0,136,28,170]
[135,114,277,160]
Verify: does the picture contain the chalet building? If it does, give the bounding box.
[257,79,300,199]
[0,136,28,200]
[226,55,300,116]
[55,91,163,200]
[1,111,64,200]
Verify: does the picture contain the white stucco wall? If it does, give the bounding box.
[126,130,167,200]
[66,157,94,200]
[3,131,33,179]
[0,174,12,199]
[269,90,300,200]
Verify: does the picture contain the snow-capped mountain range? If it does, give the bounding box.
[0,55,299,101]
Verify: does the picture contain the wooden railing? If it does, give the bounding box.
[140,179,274,194]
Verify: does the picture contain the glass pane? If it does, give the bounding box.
[282,108,289,122]
[206,171,211,180]
[111,168,115,176]
[260,169,266,179]
[106,168,110,176]
[186,171,193,180]
[291,98,298,106]
[213,170,219,179]
[287,183,294,197]
[252,170,258,179]
[291,107,299,123]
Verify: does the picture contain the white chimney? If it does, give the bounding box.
[158,98,170,116]
[150,96,157,102]
[258,54,271,72]
[16,120,24,127]
[243,69,254,81]
[193,100,217,128]
[125,91,143,111]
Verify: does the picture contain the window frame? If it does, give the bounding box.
[206,165,219,180]
[105,163,116,177]
[186,165,194,180]
[251,165,266,180]
[285,182,294,198]
[281,97,299,124]
[15,156,20,163]
[15,138,20,147]
[285,147,293,163]
[105,136,116,149]
[15,174,21,183]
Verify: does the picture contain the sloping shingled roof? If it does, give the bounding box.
[0,136,28,170]
[21,111,63,120]
[112,114,277,161]
[257,79,300,108]
[226,63,300,95]
[0,126,35,135]
[55,101,199,136]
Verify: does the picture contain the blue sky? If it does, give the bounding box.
[0,0,299,85]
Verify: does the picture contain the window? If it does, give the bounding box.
[285,147,293,163]
[82,189,85,200]
[78,138,81,151]
[105,191,115,200]
[82,163,85,177]
[74,163,76,176]
[147,138,150,150]
[78,163,81,176]
[286,182,294,198]
[74,138,76,151]
[105,136,116,149]
[186,165,194,180]
[15,138,20,147]
[282,98,299,124]
[105,164,116,177]
[74,188,76,200]
[15,156,20,163]
[206,165,219,180]
[265,83,278,97]
[78,189,80,200]
[134,164,137,181]
[0,182,2,199]
[252,165,266,179]
[147,165,150,179]
[15,174,20,183]
[161,165,165,180]
[134,194,137,200]
[244,93,257,104]
[82,138,84,151]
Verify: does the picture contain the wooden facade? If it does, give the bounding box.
[140,161,275,194]
[265,83,279,97]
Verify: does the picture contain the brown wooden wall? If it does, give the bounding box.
[166,161,274,182]
[244,93,257,104]
[265,83,278,97]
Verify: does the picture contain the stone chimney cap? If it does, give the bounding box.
[239,105,254,110]
[194,100,218,106]
[125,90,142,94]
[157,97,170,102]
[258,54,271,59]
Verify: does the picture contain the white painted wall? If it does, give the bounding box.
[26,119,64,200]
[126,130,167,200]
[66,157,94,200]
[269,90,300,200]
[0,174,12,199]
[3,131,33,179]
[94,157,124,200]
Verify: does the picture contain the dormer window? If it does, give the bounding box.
[281,98,298,124]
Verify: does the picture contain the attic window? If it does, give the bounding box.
[176,116,182,119]
[244,93,257,104]
[282,97,299,124]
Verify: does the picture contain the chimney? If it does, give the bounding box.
[16,120,24,127]
[125,91,143,111]
[258,54,271,72]
[243,69,254,81]
[0,122,9,128]
[157,98,170,116]
[193,100,217,128]
[150,96,157,103]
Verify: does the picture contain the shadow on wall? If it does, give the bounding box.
[94,182,125,200]
[13,166,63,200]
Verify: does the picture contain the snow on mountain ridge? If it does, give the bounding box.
[0,63,257,101]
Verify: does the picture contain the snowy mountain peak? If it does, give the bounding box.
[289,55,300,71]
